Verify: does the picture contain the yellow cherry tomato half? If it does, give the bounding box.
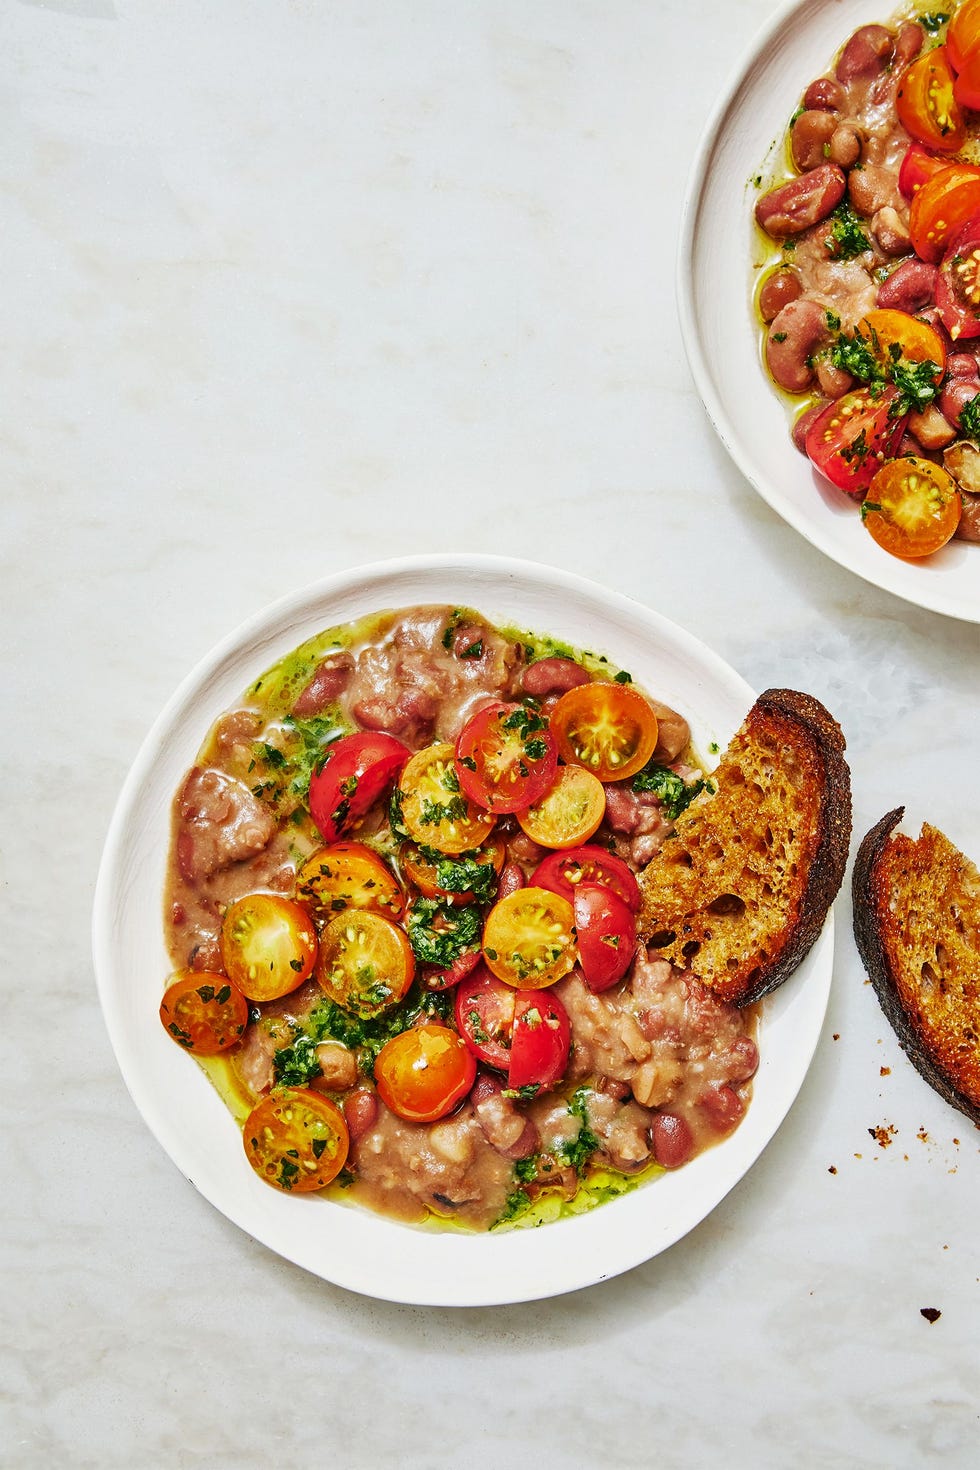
[374,1023,477,1122]
[395,742,497,855]
[243,1088,349,1192]
[315,909,415,1017]
[296,841,405,923]
[159,970,250,1055]
[220,893,318,1002]
[550,682,658,783]
[862,457,962,559]
[516,764,606,850]
[482,886,577,989]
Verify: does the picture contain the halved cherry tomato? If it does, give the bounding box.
[399,835,505,904]
[220,893,318,1002]
[531,844,641,914]
[159,970,249,1054]
[374,1023,476,1122]
[516,764,606,849]
[308,731,410,844]
[550,683,658,783]
[804,384,908,497]
[420,948,482,992]
[895,47,965,154]
[454,701,558,814]
[948,0,980,74]
[454,969,571,1089]
[395,742,497,854]
[937,220,980,340]
[482,886,576,989]
[856,308,947,373]
[454,966,516,1070]
[315,909,415,1017]
[909,164,980,262]
[954,47,980,110]
[243,1088,349,1192]
[862,457,962,558]
[573,883,637,994]
[296,842,405,922]
[898,143,952,202]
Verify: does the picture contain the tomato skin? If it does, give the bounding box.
[220,893,318,1002]
[482,886,577,989]
[243,1088,349,1192]
[897,143,951,201]
[573,883,637,994]
[862,456,962,559]
[516,764,606,849]
[159,970,249,1054]
[396,742,497,854]
[296,842,405,922]
[374,1024,477,1122]
[550,683,659,783]
[857,308,947,373]
[454,966,516,1070]
[804,385,908,497]
[421,948,482,992]
[909,164,980,263]
[895,47,965,155]
[948,0,980,74]
[308,732,410,844]
[508,990,571,1091]
[315,909,415,1017]
[531,844,641,914]
[454,701,558,815]
[936,220,980,340]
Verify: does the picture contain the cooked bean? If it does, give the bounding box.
[940,375,980,427]
[848,161,900,218]
[758,267,802,322]
[791,109,838,171]
[947,352,980,380]
[894,20,924,68]
[792,400,828,455]
[520,656,590,697]
[651,1113,695,1169]
[835,24,894,83]
[814,358,853,399]
[765,298,833,393]
[907,405,957,451]
[828,123,862,169]
[292,653,354,717]
[497,862,525,900]
[803,76,845,112]
[956,489,980,541]
[944,439,980,492]
[872,205,911,257]
[649,699,690,762]
[344,1087,378,1140]
[755,163,846,238]
[875,258,937,313]
[313,1040,359,1092]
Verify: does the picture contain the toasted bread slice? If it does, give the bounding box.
[852,809,980,1125]
[637,689,851,1007]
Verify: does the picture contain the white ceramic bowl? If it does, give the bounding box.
[92,554,834,1305]
[679,0,980,624]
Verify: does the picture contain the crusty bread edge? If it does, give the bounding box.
[852,807,980,1128]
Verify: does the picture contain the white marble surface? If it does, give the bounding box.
[3,1,979,1465]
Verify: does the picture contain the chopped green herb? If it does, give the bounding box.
[406,898,482,968]
[959,392,980,440]
[824,201,871,261]
[631,760,707,820]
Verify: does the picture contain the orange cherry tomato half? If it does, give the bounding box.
[296,841,405,923]
[159,970,249,1054]
[549,683,658,783]
[895,47,965,155]
[947,0,980,74]
[516,764,606,849]
[243,1088,349,1192]
[315,909,415,1017]
[454,701,558,814]
[373,1023,476,1122]
[909,163,980,262]
[220,893,318,1002]
[395,742,497,855]
[482,886,577,989]
[856,308,947,373]
[399,835,505,904]
[954,47,980,111]
[861,457,962,559]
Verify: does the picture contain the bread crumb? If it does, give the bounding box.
[918,1128,929,1142]
[869,1123,897,1148]
[920,1307,941,1324]
[828,1165,837,1174]
[880,1066,891,1076]
[833,1033,840,1041]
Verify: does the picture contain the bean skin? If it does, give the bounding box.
[875,258,937,313]
[803,77,845,112]
[520,656,591,698]
[835,24,894,83]
[766,298,833,393]
[791,109,837,171]
[828,123,862,169]
[755,163,846,238]
[758,268,802,323]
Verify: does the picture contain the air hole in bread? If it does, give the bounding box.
[707,893,746,919]
[649,930,676,948]
[682,940,701,961]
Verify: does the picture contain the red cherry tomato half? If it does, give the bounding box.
[804,384,908,497]
[220,893,318,1002]
[897,143,950,202]
[454,701,558,815]
[948,0,980,74]
[454,966,517,1071]
[895,47,965,155]
[243,1088,349,1192]
[937,220,980,341]
[531,844,641,914]
[508,990,572,1091]
[550,683,659,783]
[308,731,410,843]
[374,1023,477,1122]
[573,883,637,993]
[159,970,249,1054]
[420,947,483,992]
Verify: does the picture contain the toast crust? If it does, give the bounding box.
[637,689,851,1007]
[852,809,980,1125]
